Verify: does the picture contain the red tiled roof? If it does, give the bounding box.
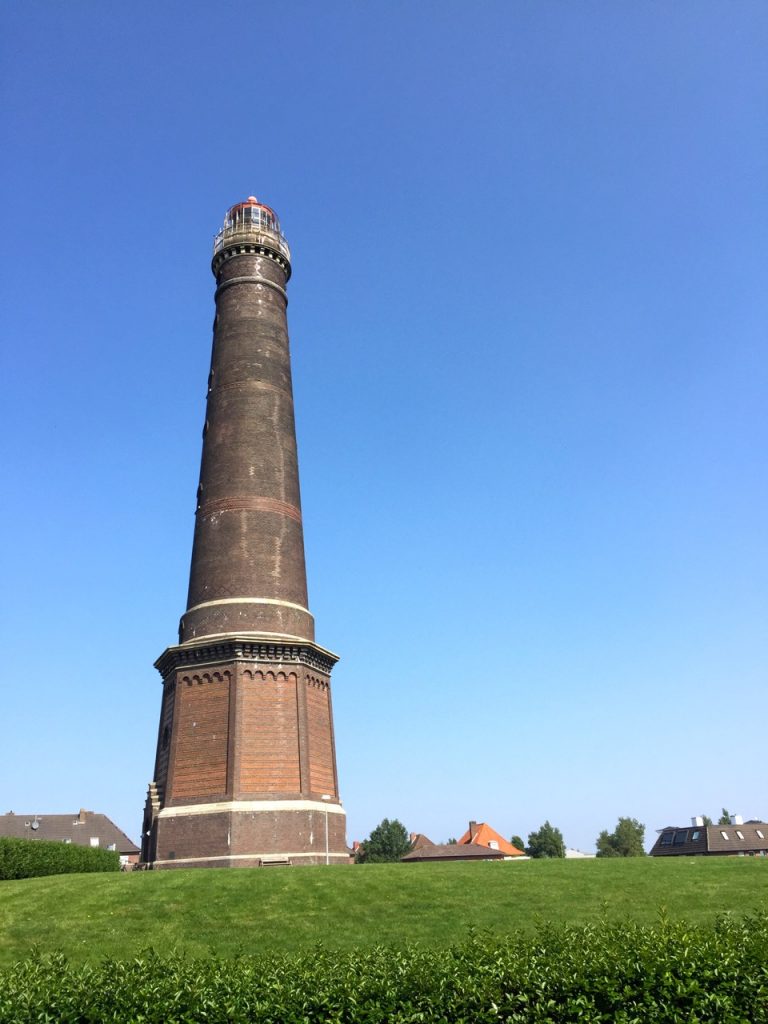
[457,822,525,857]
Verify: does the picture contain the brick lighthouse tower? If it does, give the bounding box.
[142,197,346,868]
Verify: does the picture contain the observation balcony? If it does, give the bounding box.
[212,196,291,276]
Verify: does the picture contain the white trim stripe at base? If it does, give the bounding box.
[158,799,346,819]
[153,852,350,866]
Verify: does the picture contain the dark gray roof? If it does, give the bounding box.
[650,821,768,857]
[706,822,768,854]
[0,810,139,854]
[402,842,506,862]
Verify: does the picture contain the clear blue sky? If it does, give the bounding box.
[2,2,766,853]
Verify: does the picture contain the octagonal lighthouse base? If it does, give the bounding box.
[150,799,348,868]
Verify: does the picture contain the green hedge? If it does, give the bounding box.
[0,914,766,1022]
[0,837,120,880]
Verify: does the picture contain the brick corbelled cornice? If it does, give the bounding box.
[155,636,339,679]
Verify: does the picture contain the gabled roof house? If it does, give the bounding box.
[0,809,140,864]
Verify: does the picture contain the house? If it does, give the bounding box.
[0,809,140,866]
[402,842,506,863]
[650,815,768,857]
[408,832,436,851]
[456,821,526,858]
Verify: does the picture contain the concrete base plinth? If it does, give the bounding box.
[148,799,348,869]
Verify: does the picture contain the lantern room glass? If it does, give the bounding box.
[213,198,290,262]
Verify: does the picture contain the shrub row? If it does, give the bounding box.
[0,837,120,880]
[0,914,767,1022]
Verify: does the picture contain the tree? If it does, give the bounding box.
[596,817,646,857]
[510,835,526,853]
[355,818,410,863]
[702,815,713,827]
[526,821,565,859]
[718,809,731,826]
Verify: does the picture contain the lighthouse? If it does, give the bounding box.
[142,197,347,868]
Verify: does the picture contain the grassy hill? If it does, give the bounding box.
[1,857,766,965]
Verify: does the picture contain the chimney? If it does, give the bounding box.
[729,814,743,826]
[78,809,89,823]
[691,816,704,827]
[469,820,479,842]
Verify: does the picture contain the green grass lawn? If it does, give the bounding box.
[1,857,766,965]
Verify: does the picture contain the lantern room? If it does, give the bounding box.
[212,195,291,272]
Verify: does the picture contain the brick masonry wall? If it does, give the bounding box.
[169,671,231,800]
[153,681,176,801]
[306,675,336,795]
[238,669,301,794]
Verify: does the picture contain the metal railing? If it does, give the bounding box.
[213,216,291,262]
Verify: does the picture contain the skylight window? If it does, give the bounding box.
[736,830,745,840]
[720,831,729,840]
[691,830,701,841]
[757,830,765,840]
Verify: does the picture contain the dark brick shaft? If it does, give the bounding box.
[182,250,313,643]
